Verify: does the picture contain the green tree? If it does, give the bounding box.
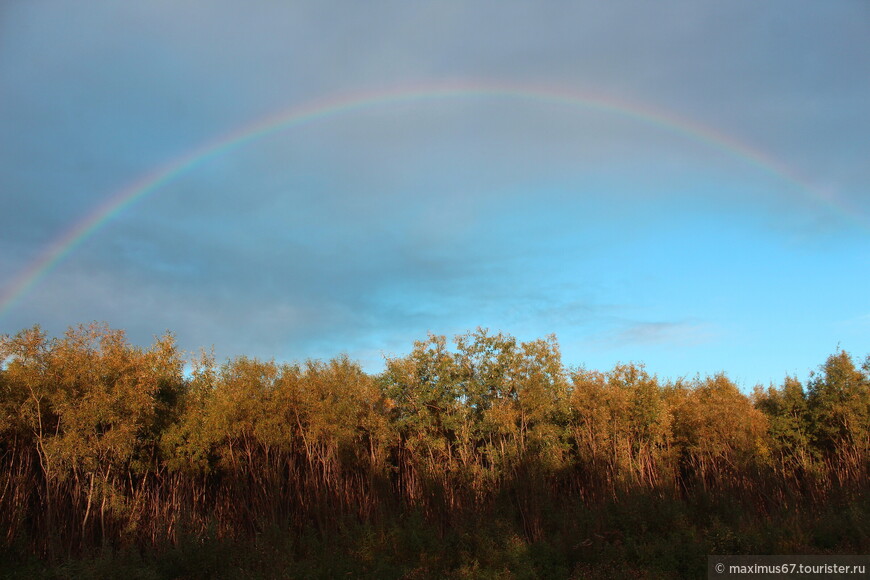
[807,350,869,481]
[754,376,812,477]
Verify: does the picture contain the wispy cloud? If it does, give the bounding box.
[600,320,717,348]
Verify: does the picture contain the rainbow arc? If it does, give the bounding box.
[0,81,859,319]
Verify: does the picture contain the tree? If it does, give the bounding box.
[807,350,869,481]
[754,377,812,477]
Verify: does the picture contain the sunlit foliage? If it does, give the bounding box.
[0,324,867,576]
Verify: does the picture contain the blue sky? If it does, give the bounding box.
[1,1,868,387]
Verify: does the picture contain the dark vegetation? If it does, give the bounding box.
[1,323,867,578]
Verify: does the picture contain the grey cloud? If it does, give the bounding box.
[606,320,717,348]
[2,0,867,383]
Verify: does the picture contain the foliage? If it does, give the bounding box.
[1,323,867,577]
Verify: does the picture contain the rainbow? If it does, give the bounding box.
[0,81,858,320]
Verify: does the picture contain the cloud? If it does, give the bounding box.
[602,320,717,348]
[1,0,867,387]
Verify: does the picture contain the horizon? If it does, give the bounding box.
[3,321,865,393]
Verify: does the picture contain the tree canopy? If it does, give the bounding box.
[1,323,867,576]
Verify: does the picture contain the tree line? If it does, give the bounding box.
[0,323,867,575]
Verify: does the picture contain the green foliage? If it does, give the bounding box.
[807,350,869,459]
[754,377,813,478]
